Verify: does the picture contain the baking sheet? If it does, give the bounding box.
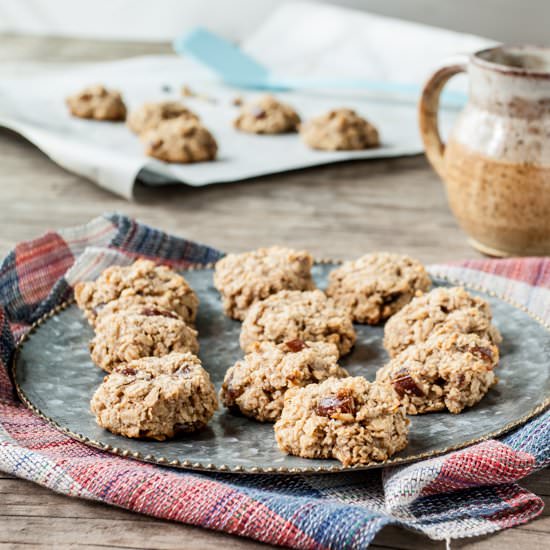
[0,56,459,199]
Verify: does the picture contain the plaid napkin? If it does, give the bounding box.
[0,213,548,549]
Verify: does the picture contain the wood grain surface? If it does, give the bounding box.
[0,34,547,550]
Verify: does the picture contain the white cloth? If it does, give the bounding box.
[244,2,494,94]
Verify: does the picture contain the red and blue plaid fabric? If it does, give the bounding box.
[0,214,548,548]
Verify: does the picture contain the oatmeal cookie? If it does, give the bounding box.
[90,307,199,372]
[234,95,300,134]
[326,253,431,324]
[127,101,199,135]
[74,259,199,326]
[240,290,356,356]
[300,108,379,151]
[90,352,217,440]
[213,246,315,320]
[143,119,217,163]
[66,84,126,121]
[221,340,347,422]
[383,286,502,357]
[274,376,409,466]
[376,332,499,414]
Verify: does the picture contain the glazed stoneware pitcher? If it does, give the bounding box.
[419,45,550,257]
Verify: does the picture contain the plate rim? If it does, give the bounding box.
[11,261,550,475]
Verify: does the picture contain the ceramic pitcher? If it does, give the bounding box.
[419,45,550,257]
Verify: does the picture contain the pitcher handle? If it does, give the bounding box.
[418,56,468,178]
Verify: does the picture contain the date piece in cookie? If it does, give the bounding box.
[127,101,199,135]
[143,119,217,163]
[221,340,347,422]
[90,307,199,372]
[300,108,379,151]
[66,84,126,121]
[74,259,199,326]
[326,253,431,324]
[234,95,300,134]
[383,286,502,358]
[90,352,218,440]
[376,332,499,414]
[240,290,356,356]
[274,376,409,466]
[213,246,315,321]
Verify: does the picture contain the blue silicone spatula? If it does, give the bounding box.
[173,27,466,107]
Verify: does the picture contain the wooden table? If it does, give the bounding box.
[0,35,548,550]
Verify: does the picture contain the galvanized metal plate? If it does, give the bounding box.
[13,264,550,474]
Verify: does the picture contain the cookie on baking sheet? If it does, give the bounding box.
[234,95,300,134]
[376,332,499,414]
[74,259,199,326]
[143,119,217,163]
[213,246,315,321]
[90,352,218,440]
[383,286,502,358]
[90,307,199,372]
[300,108,379,151]
[239,289,356,357]
[127,101,199,135]
[274,376,409,466]
[220,340,347,422]
[326,253,431,324]
[66,84,126,121]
